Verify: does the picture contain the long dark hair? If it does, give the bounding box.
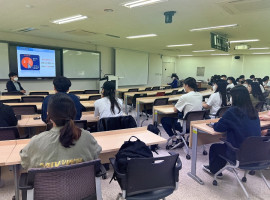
[103,85,121,115]
[214,80,227,106]
[47,93,81,148]
[250,82,265,101]
[230,85,258,120]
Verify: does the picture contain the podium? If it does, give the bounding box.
[99,75,119,91]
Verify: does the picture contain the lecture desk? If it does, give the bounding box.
[188,112,270,185]
[2,127,166,200]
[135,89,213,125]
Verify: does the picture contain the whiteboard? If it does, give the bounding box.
[115,49,148,86]
[0,43,10,79]
[63,49,100,78]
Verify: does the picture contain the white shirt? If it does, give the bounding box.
[94,97,123,119]
[226,83,234,90]
[260,84,265,93]
[206,92,222,115]
[175,91,202,117]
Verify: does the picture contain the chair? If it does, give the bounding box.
[212,136,270,199]
[88,95,102,101]
[168,110,206,159]
[21,96,44,102]
[110,152,182,200]
[29,92,49,95]
[215,106,231,118]
[128,88,139,92]
[197,88,207,92]
[202,94,210,102]
[69,91,85,94]
[0,127,20,141]
[19,159,106,200]
[74,120,88,130]
[171,90,178,95]
[144,87,152,91]
[164,86,171,89]
[152,86,160,91]
[156,92,165,96]
[11,105,38,115]
[2,91,24,96]
[131,93,147,109]
[0,99,21,103]
[97,115,137,131]
[84,90,100,94]
[255,101,265,112]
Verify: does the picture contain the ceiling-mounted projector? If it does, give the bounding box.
[234,44,250,50]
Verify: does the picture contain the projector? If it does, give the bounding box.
[234,44,250,50]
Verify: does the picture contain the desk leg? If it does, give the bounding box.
[136,102,140,126]
[124,95,128,115]
[13,164,20,200]
[187,127,204,185]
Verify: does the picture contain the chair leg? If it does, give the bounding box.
[242,170,248,182]
[232,169,250,199]
[260,171,270,189]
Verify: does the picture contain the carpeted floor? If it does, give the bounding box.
[0,110,269,200]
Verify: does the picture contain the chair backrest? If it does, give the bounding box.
[153,98,169,106]
[237,136,270,165]
[2,91,23,96]
[152,86,160,91]
[145,87,152,91]
[74,120,88,130]
[255,101,265,112]
[132,94,147,106]
[197,88,207,92]
[27,160,101,200]
[21,96,44,102]
[156,92,165,96]
[171,90,178,95]
[215,106,230,118]
[0,99,21,103]
[128,88,139,92]
[202,94,210,102]
[84,90,100,94]
[184,110,206,132]
[11,105,38,115]
[0,127,20,140]
[126,154,180,197]
[69,91,85,94]
[29,92,49,95]
[88,95,102,101]
[97,115,137,131]
[164,86,171,89]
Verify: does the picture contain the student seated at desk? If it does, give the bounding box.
[247,82,265,107]
[203,85,261,177]
[203,80,227,118]
[226,77,236,90]
[6,72,26,94]
[20,93,102,170]
[94,81,123,119]
[168,73,179,88]
[0,102,18,127]
[161,77,202,145]
[41,76,83,122]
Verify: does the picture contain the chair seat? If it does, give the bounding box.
[126,188,175,200]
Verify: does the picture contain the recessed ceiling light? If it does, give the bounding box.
[126,34,157,39]
[178,55,193,57]
[249,47,269,50]
[123,0,168,8]
[230,39,259,43]
[252,52,270,55]
[211,54,230,56]
[52,15,88,24]
[192,50,215,52]
[166,44,193,47]
[190,24,238,32]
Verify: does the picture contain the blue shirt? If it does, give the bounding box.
[41,93,83,122]
[169,79,178,88]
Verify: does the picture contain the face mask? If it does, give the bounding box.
[243,84,248,88]
[14,77,18,81]
[227,80,231,84]
[213,85,217,92]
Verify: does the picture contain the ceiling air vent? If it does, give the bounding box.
[65,29,98,36]
[105,34,120,38]
[15,27,37,33]
[162,49,181,52]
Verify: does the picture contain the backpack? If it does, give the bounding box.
[147,124,161,153]
[115,136,153,174]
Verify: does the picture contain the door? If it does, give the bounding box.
[162,62,175,85]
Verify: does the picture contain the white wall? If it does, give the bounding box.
[148,54,162,86]
[176,55,270,81]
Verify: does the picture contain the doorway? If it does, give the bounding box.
[162,62,175,85]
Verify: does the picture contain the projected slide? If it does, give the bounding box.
[17,46,56,77]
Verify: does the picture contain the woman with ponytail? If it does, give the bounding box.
[94,81,123,119]
[20,93,101,170]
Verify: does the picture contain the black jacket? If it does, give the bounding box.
[6,80,24,92]
[0,103,18,127]
[97,115,137,131]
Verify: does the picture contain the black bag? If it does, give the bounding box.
[147,124,161,153]
[115,136,153,174]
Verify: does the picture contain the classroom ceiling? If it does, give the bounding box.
[0,0,270,56]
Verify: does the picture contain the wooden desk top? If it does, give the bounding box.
[3,127,166,166]
[153,105,175,114]
[0,140,17,166]
[125,87,184,98]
